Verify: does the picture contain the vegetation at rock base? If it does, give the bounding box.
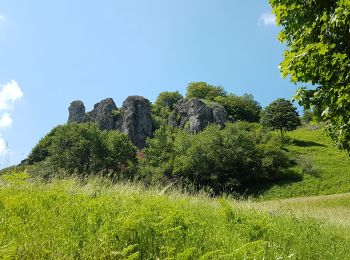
[28,123,137,178]
[270,0,350,152]
[141,122,290,194]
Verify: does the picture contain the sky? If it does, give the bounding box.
[0,0,299,167]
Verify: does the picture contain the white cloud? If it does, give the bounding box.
[0,80,24,110]
[0,80,24,159]
[0,113,12,128]
[0,134,9,156]
[259,13,276,26]
[0,14,5,21]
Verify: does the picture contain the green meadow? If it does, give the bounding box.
[256,127,350,200]
[0,172,349,259]
[1,126,350,259]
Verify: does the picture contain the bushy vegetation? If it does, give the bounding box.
[152,91,183,127]
[186,82,262,123]
[0,172,349,259]
[28,123,137,178]
[186,82,226,101]
[215,94,262,122]
[141,122,291,194]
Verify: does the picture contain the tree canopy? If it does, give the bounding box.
[141,123,290,193]
[260,98,301,138]
[215,94,262,122]
[270,0,350,152]
[152,91,183,122]
[186,82,226,101]
[28,123,137,177]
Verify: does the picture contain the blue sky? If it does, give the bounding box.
[0,1,299,167]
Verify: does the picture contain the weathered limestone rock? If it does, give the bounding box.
[119,96,153,148]
[86,98,118,130]
[170,98,228,133]
[68,96,227,148]
[68,100,87,123]
[68,96,153,148]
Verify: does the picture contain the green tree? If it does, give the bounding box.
[186,82,226,101]
[28,123,137,177]
[152,91,183,126]
[215,93,262,122]
[142,122,290,193]
[270,0,350,152]
[260,98,301,139]
[102,130,137,176]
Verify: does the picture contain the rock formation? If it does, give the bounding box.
[68,101,87,123]
[170,98,228,133]
[86,98,118,130]
[120,96,153,148]
[68,96,229,148]
[68,96,153,148]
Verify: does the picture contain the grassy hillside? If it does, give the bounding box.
[0,172,349,259]
[256,126,350,200]
[253,193,350,226]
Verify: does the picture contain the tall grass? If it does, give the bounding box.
[0,172,349,259]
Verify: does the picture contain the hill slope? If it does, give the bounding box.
[0,173,349,259]
[257,126,350,200]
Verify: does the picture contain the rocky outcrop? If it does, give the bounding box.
[86,98,118,130]
[170,98,228,133]
[68,96,153,148]
[68,96,229,147]
[119,96,153,148]
[68,101,87,123]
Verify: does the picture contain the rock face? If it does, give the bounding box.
[119,96,153,148]
[87,98,118,130]
[170,98,228,133]
[68,96,153,148]
[68,101,87,123]
[68,96,229,148]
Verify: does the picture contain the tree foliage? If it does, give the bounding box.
[141,123,290,193]
[28,123,137,176]
[215,94,262,122]
[260,98,301,137]
[152,91,183,126]
[186,82,226,101]
[270,0,350,151]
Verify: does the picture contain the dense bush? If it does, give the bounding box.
[28,123,137,177]
[141,122,290,193]
[186,82,226,101]
[152,91,183,128]
[215,94,262,122]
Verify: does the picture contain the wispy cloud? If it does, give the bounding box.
[0,113,12,128]
[0,134,9,156]
[258,13,276,26]
[0,80,24,159]
[0,14,5,21]
[0,80,24,110]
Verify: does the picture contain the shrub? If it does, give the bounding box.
[141,122,291,193]
[215,94,262,122]
[28,123,137,178]
[186,82,226,101]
